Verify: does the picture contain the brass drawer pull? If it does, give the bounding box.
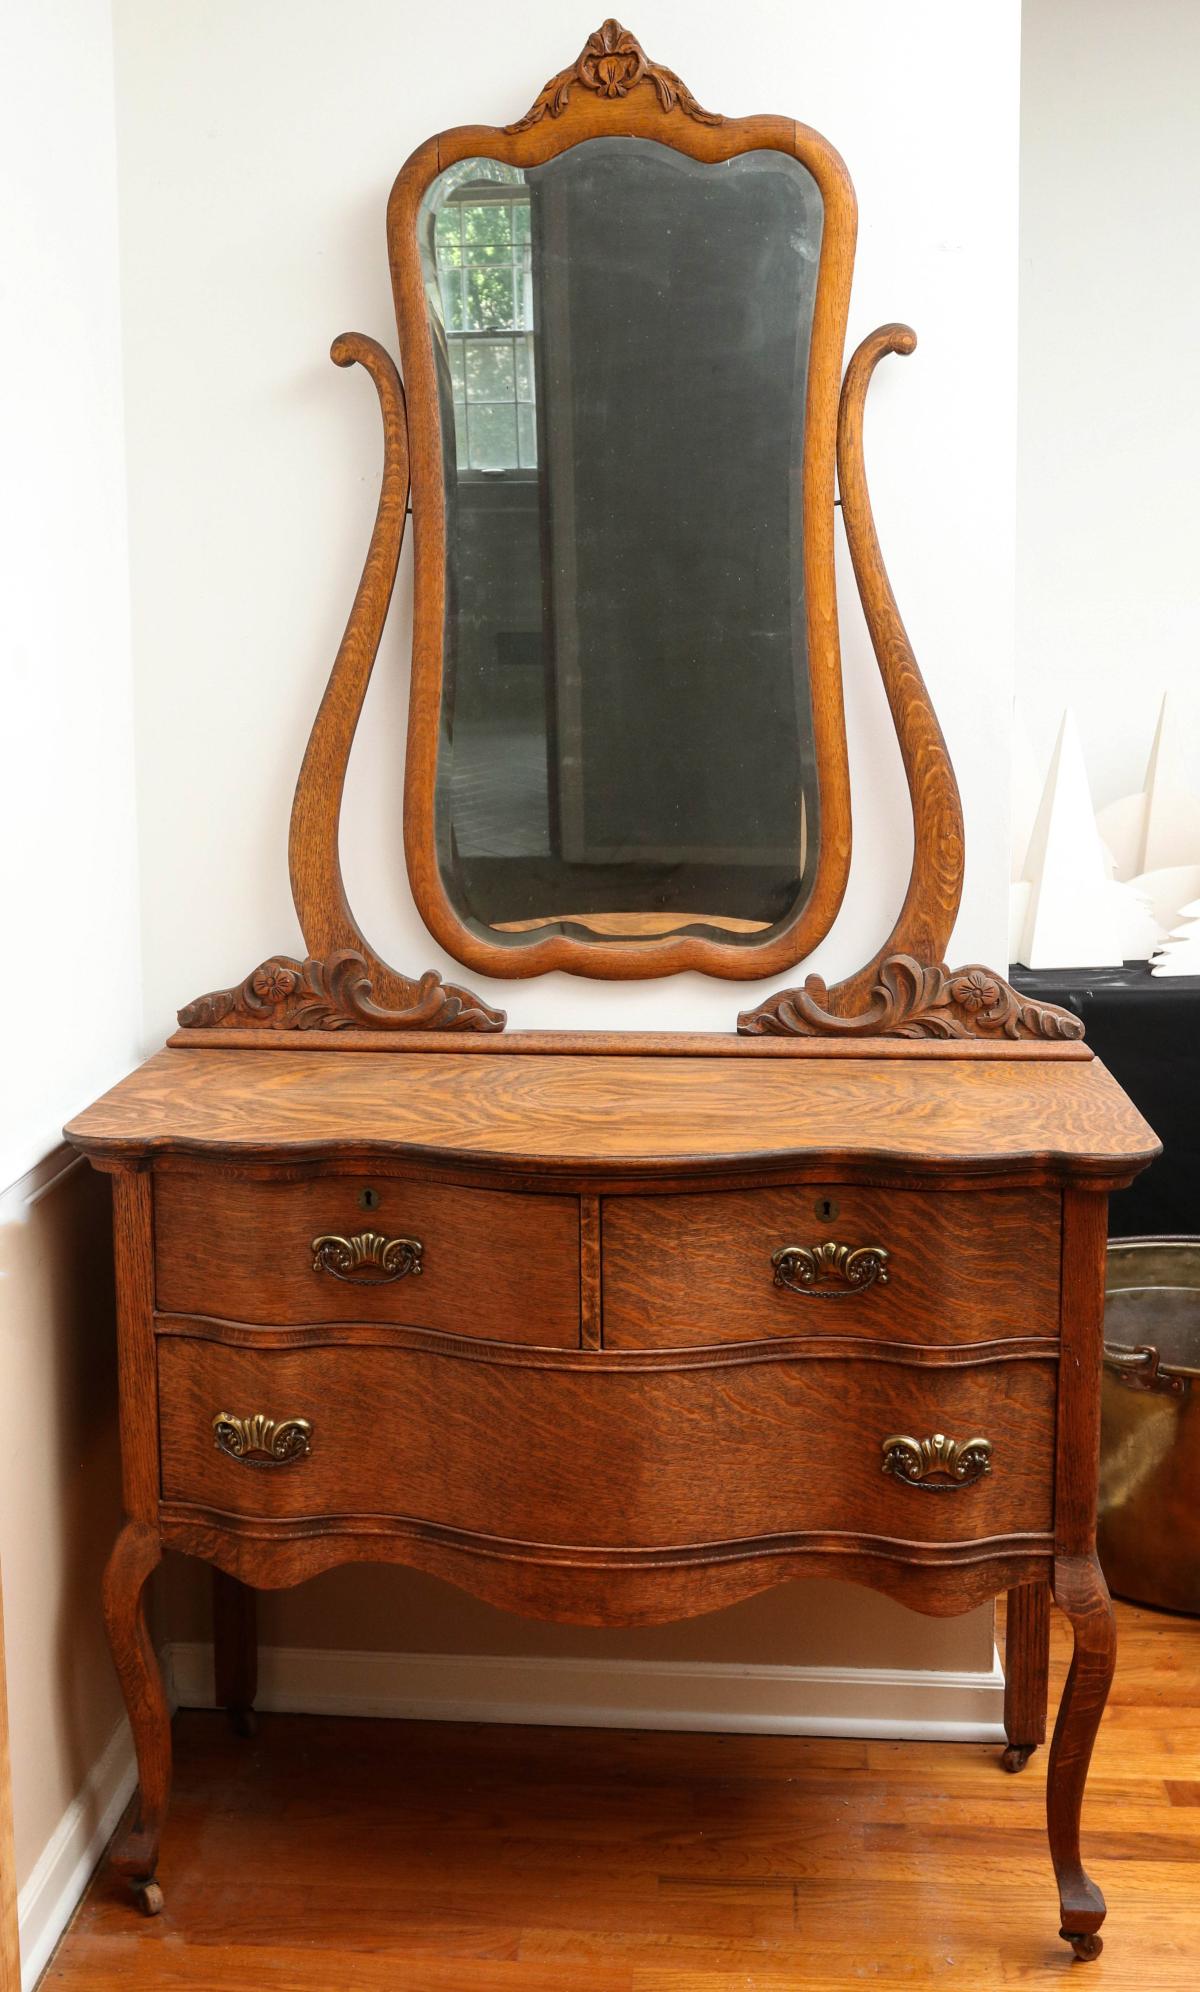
[213,1412,312,1467]
[311,1230,423,1284]
[772,1240,889,1298]
[882,1432,991,1491]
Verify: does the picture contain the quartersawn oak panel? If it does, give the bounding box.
[157,1337,1056,1547]
[66,1048,1160,1189]
[154,1171,580,1346]
[602,1186,1061,1347]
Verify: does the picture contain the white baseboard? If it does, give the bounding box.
[168,1639,1006,1742]
[17,1656,178,1992]
[17,1716,136,1992]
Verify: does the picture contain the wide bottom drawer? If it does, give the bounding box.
[159,1338,1056,1549]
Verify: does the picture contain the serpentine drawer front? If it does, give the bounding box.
[156,1334,1057,1546]
[153,1169,581,1346]
[601,1186,1062,1348]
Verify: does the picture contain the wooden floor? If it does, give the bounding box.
[43,1599,1200,1990]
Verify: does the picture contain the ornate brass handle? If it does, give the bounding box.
[881,1432,992,1491]
[311,1230,423,1284]
[772,1240,889,1298]
[213,1412,312,1467]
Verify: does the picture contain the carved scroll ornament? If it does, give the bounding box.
[739,955,1085,1042]
[177,950,505,1034]
[507,18,721,133]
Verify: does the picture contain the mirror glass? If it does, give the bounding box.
[418,137,824,949]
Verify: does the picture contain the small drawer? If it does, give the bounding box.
[158,1335,1056,1549]
[154,1170,580,1346]
[601,1186,1061,1348]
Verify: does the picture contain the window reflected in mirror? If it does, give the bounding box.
[418,139,823,951]
[432,167,538,472]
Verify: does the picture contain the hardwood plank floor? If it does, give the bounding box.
[42,1599,1200,1989]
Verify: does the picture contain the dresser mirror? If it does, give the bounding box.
[388,68,861,987]
[417,142,825,960]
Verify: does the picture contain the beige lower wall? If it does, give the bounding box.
[0,1154,131,1895]
[167,1551,994,1676]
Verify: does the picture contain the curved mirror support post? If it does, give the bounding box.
[737,325,1084,1044]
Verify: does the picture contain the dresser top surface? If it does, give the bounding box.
[65,1046,1159,1188]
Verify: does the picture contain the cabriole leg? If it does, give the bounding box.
[1048,1554,1116,1961]
[101,1522,170,1914]
[213,1568,258,1737]
[1002,1578,1050,1772]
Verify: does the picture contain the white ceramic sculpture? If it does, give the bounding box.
[1151,898,1200,977]
[1126,864,1200,937]
[1018,711,1127,969]
[1095,694,1200,882]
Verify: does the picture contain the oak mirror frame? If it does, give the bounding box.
[175,21,1084,1046]
[393,53,855,982]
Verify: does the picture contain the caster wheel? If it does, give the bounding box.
[230,1706,258,1739]
[134,1880,164,1917]
[1060,1929,1103,1962]
[1001,1743,1035,1773]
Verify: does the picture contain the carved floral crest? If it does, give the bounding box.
[176,950,505,1034]
[738,954,1086,1042]
[507,18,721,133]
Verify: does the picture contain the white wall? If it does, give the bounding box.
[0,1,142,1184]
[113,0,1021,1038]
[0,3,143,1976]
[1018,0,1200,807]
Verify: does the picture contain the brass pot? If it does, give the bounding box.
[1099,1236,1200,1614]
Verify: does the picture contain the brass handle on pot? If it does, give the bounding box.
[772,1241,889,1298]
[311,1231,423,1284]
[881,1433,991,1490]
[213,1413,312,1467]
[1103,1343,1193,1398]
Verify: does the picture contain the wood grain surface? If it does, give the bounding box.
[601,1185,1061,1346]
[66,1049,1159,1187]
[100,1523,169,1895]
[48,1596,1200,1992]
[1050,1553,1118,1951]
[166,1028,1094,1059]
[112,1172,158,1523]
[154,1170,581,1345]
[157,1336,1056,1548]
[211,1570,257,1735]
[1003,1579,1051,1763]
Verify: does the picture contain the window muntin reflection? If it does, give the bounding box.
[433,173,537,472]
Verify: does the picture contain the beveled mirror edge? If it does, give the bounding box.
[388,23,857,981]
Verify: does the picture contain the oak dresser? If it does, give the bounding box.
[67,1038,1157,1957]
[65,16,1161,1966]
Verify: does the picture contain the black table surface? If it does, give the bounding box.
[1010,964,1200,1237]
